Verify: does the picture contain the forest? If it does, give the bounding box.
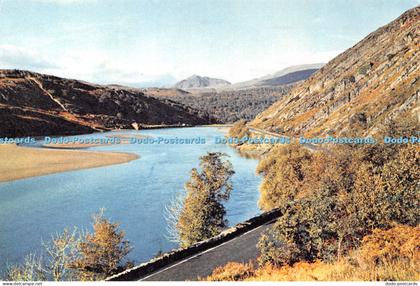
[205,115,419,281]
[152,85,293,123]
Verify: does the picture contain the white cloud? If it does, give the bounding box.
[0,43,341,86]
[169,49,341,83]
[0,44,176,86]
[0,44,57,70]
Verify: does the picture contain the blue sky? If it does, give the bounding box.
[0,0,418,86]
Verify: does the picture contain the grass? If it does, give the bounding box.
[205,256,419,282]
[205,225,420,281]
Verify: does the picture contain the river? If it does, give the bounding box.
[0,127,261,274]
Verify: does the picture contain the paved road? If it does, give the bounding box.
[249,126,322,152]
[141,220,276,281]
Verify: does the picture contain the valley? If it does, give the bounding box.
[0,70,210,138]
[0,2,418,282]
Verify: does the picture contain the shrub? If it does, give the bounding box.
[380,146,420,226]
[174,152,235,247]
[208,226,419,281]
[228,119,250,145]
[257,133,419,268]
[5,229,82,281]
[258,230,300,267]
[5,254,45,281]
[204,262,254,281]
[358,63,372,75]
[358,225,420,266]
[69,209,132,280]
[256,144,313,211]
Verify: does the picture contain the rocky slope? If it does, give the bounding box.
[0,70,210,137]
[251,7,419,137]
[174,75,231,90]
[222,64,323,91]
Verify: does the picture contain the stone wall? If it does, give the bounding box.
[106,208,281,281]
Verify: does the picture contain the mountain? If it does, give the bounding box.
[251,7,419,137]
[0,70,211,137]
[222,64,324,90]
[174,75,231,90]
[149,65,321,123]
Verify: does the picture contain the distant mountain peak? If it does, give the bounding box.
[219,63,324,91]
[174,75,231,90]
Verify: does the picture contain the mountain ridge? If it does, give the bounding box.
[0,69,211,137]
[221,63,324,91]
[251,6,419,137]
[174,75,231,90]
[149,64,323,123]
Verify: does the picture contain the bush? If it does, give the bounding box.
[257,133,419,267]
[358,225,420,266]
[208,226,420,281]
[258,230,300,267]
[5,254,46,281]
[228,120,250,144]
[256,144,313,211]
[358,63,372,75]
[5,210,131,281]
[69,210,132,280]
[204,262,254,281]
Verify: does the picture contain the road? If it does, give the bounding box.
[138,127,316,281]
[248,126,320,151]
[140,220,276,281]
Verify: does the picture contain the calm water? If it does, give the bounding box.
[0,127,261,274]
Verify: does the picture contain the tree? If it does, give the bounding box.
[256,144,313,211]
[257,142,419,268]
[228,120,250,145]
[5,229,81,281]
[42,228,82,281]
[380,145,419,226]
[4,211,132,281]
[69,209,132,280]
[5,254,45,281]
[175,152,235,247]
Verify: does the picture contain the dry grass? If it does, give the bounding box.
[206,225,420,281]
[203,262,255,281]
[0,144,138,182]
[246,259,419,281]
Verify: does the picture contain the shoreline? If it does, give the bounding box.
[1,124,232,142]
[0,144,139,183]
[0,125,233,183]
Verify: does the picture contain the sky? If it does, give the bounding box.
[0,0,418,86]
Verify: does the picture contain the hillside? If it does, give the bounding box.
[174,75,231,91]
[151,66,321,123]
[251,7,419,137]
[153,86,293,123]
[0,70,210,137]
[222,64,323,90]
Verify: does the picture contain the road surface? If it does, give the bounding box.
[140,220,276,281]
[249,126,323,152]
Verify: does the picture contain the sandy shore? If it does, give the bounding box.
[44,141,130,149]
[43,134,149,149]
[0,144,139,182]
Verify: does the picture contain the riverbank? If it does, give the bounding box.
[43,133,149,149]
[0,144,139,182]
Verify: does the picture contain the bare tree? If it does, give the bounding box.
[42,227,82,281]
[164,193,185,244]
[5,253,46,281]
